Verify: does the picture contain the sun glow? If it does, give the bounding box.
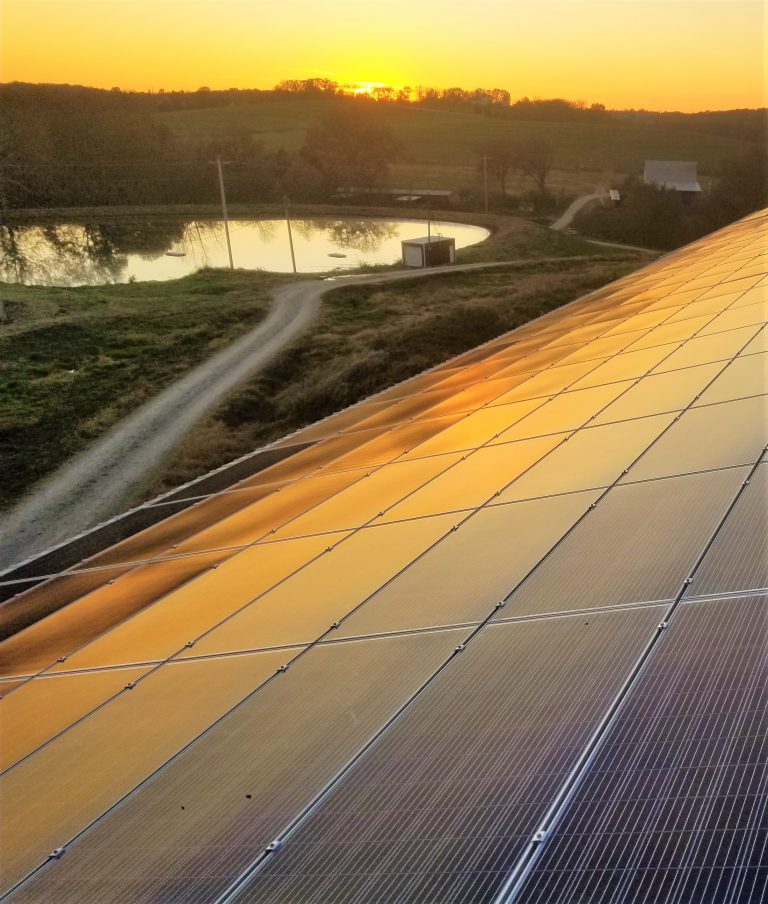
[1,0,764,112]
[350,82,388,96]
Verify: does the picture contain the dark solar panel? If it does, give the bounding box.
[514,594,768,904]
[494,467,748,618]
[227,607,667,904]
[688,463,768,598]
[5,630,467,901]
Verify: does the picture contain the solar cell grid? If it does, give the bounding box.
[706,292,768,321]
[685,463,768,599]
[624,314,715,350]
[652,325,764,372]
[568,342,683,388]
[666,293,752,322]
[495,467,748,618]
[495,414,676,503]
[701,275,764,300]
[742,327,768,355]
[412,372,542,418]
[5,630,468,902]
[0,550,226,679]
[515,594,768,904]
[400,398,545,456]
[228,607,668,904]
[380,432,568,519]
[308,413,464,472]
[1,646,292,892]
[3,210,766,904]
[487,381,635,442]
[333,489,601,639]
[485,359,607,404]
[175,513,462,659]
[599,306,686,336]
[620,395,768,482]
[266,452,464,537]
[734,284,768,307]
[591,361,724,425]
[0,666,150,771]
[336,385,462,433]
[693,352,767,406]
[40,530,339,673]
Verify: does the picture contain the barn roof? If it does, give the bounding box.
[644,158,702,191]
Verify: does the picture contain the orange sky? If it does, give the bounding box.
[1,0,765,111]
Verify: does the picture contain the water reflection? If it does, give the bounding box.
[0,217,490,287]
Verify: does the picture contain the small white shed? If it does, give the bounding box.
[401,236,456,268]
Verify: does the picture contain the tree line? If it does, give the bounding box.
[0,87,402,209]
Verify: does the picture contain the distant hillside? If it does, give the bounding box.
[157,96,755,176]
[0,83,762,207]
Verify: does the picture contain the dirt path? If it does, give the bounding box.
[1,260,561,570]
[551,188,661,256]
[551,190,606,231]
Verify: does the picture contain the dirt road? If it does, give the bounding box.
[550,190,606,231]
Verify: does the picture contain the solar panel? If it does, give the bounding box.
[493,467,747,617]
[687,463,768,598]
[512,594,768,904]
[3,210,767,902]
[5,630,467,901]
[223,607,668,903]
[620,395,768,481]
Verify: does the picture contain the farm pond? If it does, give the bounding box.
[0,218,490,286]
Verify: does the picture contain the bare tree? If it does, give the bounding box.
[513,138,554,194]
[476,138,518,195]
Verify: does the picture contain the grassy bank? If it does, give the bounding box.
[0,270,284,508]
[141,256,644,500]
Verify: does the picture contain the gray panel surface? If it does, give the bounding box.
[688,463,768,597]
[516,595,768,904]
[232,607,666,904]
[497,468,747,617]
[5,630,466,902]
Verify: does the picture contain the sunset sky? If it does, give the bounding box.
[2,0,765,111]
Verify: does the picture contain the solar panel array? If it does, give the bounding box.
[1,209,766,903]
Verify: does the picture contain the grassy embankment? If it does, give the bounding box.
[0,271,283,509]
[0,212,647,511]
[158,97,752,196]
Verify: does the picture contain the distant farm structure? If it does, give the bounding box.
[643,160,702,194]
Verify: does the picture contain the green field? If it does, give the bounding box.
[0,271,281,508]
[158,97,752,187]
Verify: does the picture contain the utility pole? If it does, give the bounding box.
[427,198,432,240]
[283,195,297,274]
[216,156,234,270]
[483,154,489,214]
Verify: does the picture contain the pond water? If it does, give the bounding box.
[0,218,490,287]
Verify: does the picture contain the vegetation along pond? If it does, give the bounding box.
[0,218,490,286]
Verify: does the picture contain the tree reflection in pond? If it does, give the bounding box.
[0,219,187,285]
[0,217,489,285]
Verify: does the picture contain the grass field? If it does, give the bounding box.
[158,97,752,182]
[0,271,282,508]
